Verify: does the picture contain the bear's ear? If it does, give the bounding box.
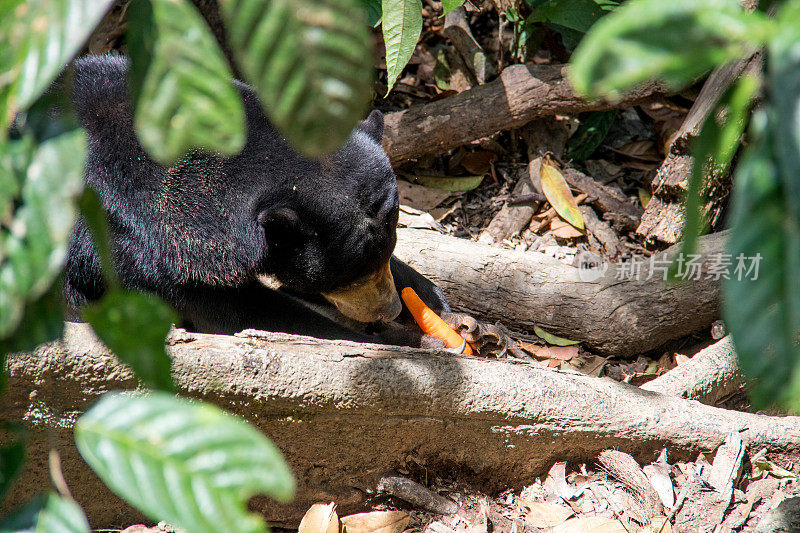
[359,109,384,143]
[259,207,304,249]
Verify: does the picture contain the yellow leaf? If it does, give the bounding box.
[540,161,584,230]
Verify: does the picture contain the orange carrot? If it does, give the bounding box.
[401,287,473,355]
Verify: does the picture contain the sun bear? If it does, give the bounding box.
[65,54,454,344]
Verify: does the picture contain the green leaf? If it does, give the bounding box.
[82,290,176,391]
[540,161,584,230]
[723,111,800,409]
[534,326,579,346]
[0,493,90,533]
[442,0,464,15]
[0,127,86,339]
[678,74,759,262]
[0,284,64,357]
[382,0,423,95]
[768,0,800,224]
[0,425,25,504]
[569,0,772,101]
[75,392,295,533]
[360,0,383,26]
[0,0,114,131]
[126,0,245,164]
[565,110,616,161]
[221,0,373,157]
[530,0,616,33]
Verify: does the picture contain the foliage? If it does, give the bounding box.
[75,393,295,533]
[220,0,373,156]
[126,0,245,164]
[570,0,800,410]
[0,0,398,526]
[382,0,423,94]
[0,493,90,533]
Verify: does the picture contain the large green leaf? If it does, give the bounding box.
[382,0,423,95]
[0,127,86,339]
[0,493,90,533]
[220,0,373,157]
[360,0,383,26]
[0,0,113,132]
[75,392,295,533]
[0,425,25,505]
[529,0,617,33]
[723,111,800,410]
[769,0,800,226]
[442,0,464,15]
[565,110,616,161]
[569,0,772,101]
[677,74,758,262]
[82,290,176,391]
[126,0,245,164]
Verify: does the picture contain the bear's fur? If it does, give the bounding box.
[66,54,449,342]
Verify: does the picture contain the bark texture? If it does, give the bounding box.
[3,324,799,529]
[394,228,723,357]
[382,64,666,164]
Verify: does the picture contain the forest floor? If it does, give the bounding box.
[93,0,800,531]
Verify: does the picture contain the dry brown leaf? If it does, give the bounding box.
[562,353,607,377]
[552,517,628,533]
[545,462,577,500]
[674,353,690,365]
[460,151,497,175]
[615,140,661,162]
[340,511,409,533]
[550,218,585,239]
[517,500,573,527]
[397,180,453,212]
[533,345,580,361]
[299,502,340,533]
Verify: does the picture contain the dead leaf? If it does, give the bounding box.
[709,432,746,500]
[397,180,453,212]
[544,462,577,500]
[550,218,585,239]
[299,502,340,533]
[644,463,675,508]
[562,353,607,377]
[534,326,579,346]
[552,516,628,533]
[752,457,798,480]
[460,151,497,175]
[410,174,484,191]
[638,187,652,208]
[517,500,573,527]
[674,353,690,365]
[614,140,661,162]
[540,159,585,231]
[532,345,580,362]
[639,516,672,533]
[398,205,446,232]
[340,511,409,533]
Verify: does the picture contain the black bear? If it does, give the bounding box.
[65,54,456,345]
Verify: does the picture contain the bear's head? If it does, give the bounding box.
[253,110,403,323]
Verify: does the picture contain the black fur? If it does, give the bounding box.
[66,54,449,341]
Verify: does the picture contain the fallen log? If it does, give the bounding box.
[3,324,799,529]
[642,336,743,405]
[394,228,723,357]
[382,63,666,164]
